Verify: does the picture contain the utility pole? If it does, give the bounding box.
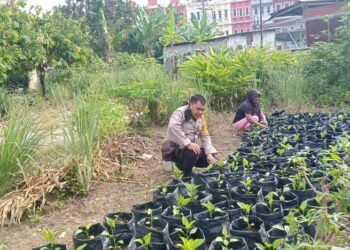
[259,0,263,47]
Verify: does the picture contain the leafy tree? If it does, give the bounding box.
[57,0,135,60]
[34,11,92,96]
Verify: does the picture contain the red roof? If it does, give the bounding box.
[303,4,343,17]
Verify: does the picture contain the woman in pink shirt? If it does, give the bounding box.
[232,89,269,134]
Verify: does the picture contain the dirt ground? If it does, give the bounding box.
[0,112,241,250]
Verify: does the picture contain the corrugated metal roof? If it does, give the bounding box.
[303,4,342,17]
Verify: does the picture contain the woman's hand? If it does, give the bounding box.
[207,154,217,165]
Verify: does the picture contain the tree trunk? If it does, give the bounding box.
[37,67,46,97]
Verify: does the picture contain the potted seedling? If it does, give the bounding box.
[161,195,192,232]
[153,181,178,208]
[103,213,133,248]
[32,230,67,250]
[232,177,260,204]
[72,223,108,250]
[210,227,248,250]
[132,232,152,250]
[135,209,168,245]
[167,217,206,250]
[206,174,228,203]
[176,238,205,250]
[230,206,264,249]
[193,201,230,243]
[182,182,212,214]
[252,172,278,193]
[132,201,162,226]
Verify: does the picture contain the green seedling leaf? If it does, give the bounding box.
[76,244,88,250]
[74,229,84,235]
[144,232,152,245]
[272,224,285,231]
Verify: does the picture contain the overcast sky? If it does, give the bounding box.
[26,0,66,10]
[26,0,149,10]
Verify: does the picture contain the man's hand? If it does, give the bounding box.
[261,120,269,127]
[186,143,201,155]
[207,154,217,165]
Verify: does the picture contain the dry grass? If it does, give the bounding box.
[0,166,69,227]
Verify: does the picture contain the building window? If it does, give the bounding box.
[212,10,216,20]
[254,7,258,15]
[191,13,195,19]
[285,2,289,7]
[225,31,229,35]
[241,29,244,33]
[232,8,237,17]
[267,5,271,13]
[246,28,249,32]
[224,9,228,19]
[239,8,243,16]
[276,4,281,10]
[234,30,238,34]
[196,12,200,20]
[246,7,249,16]
[218,10,222,20]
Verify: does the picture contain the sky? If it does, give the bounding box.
[25,0,149,10]
[26,0,68,10]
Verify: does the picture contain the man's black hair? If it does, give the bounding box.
[189,94,206,105]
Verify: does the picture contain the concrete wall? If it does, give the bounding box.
[163,29,276,72]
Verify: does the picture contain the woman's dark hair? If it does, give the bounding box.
[189,94,206,105]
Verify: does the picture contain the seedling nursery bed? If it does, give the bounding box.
[33,111,350,250]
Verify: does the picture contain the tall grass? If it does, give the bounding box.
[0,112,46,195]
[262,66,312,112]
[62,94,100,193]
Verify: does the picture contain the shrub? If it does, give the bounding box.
[0,112,46,195]
[180,47,299,110]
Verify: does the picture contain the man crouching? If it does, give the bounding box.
[161,94,219,176]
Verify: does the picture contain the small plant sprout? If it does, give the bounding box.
[240,177,253,193]
[146,208,158,227]
[102,230,124,250]
[172,194,191,217]
[243,158,254,171]
[41,230,61,246]
[74,223,94,239]
[183,183,201,201]
[255,240,283,250]
[175,217,198,238]
[320,130,327,139]
[203,201,223,219]
[214,227,239,250]
[237,202,253,230]
[267,191,278,211]
[159,182,170,196]
[173,165,184,180]
[177,237,204,250]
[135,232,152,250]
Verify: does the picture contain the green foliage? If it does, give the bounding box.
[41,230,61,245]
[62,94,100,193]
[57,0,135,59]
[302,10,350,106]
[135,232,152,249]
[0,3,92,94]
[203,201,222,219]
[0,111,46,195]
[180,47,298,109]
[261,66,311,112]
[177,237,204,250]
